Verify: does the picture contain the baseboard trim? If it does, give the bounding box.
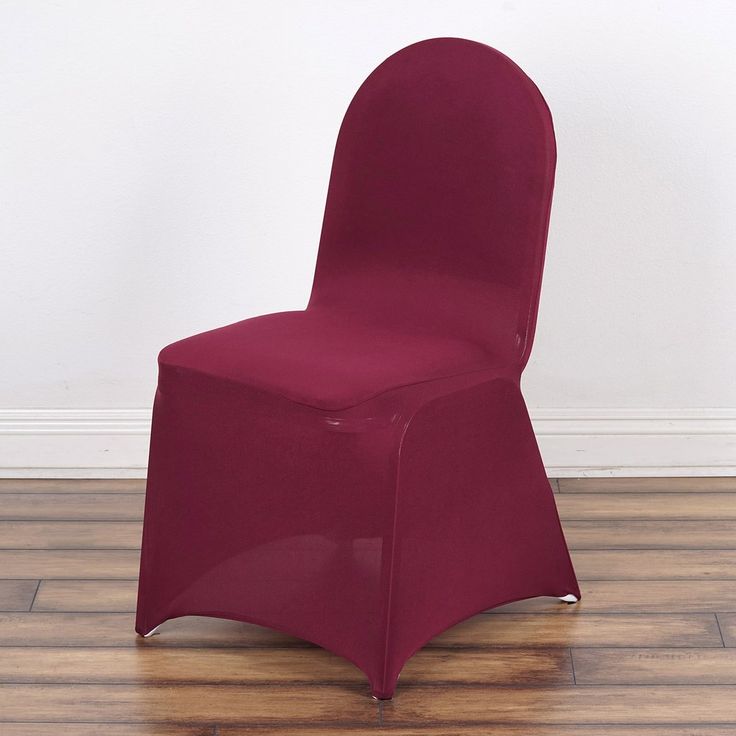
[0,408,150,435]
[1,407,734,478]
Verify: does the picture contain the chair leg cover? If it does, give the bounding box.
[136,369,579,699]
[136,37,580,699]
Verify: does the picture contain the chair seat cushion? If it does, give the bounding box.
[158,309,499,411]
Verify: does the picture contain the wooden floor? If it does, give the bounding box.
[1,477,736,734]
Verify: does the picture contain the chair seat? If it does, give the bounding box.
[159,308,498,411]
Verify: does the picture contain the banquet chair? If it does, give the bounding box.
[136,37,580,700]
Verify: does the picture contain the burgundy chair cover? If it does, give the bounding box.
[136,37,580,699]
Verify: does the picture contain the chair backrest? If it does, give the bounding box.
[309,38,556,368]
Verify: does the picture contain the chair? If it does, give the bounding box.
[135,37,580,700]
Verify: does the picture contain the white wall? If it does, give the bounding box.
[1,1,735,476]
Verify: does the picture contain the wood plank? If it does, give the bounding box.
[571,550,736,580]
[0,727,210,736]
[402,648,571,685]
[559,477,736,493]
[7,728,736,736]
[219,729,736,736]
[3,476,735,732]
[556,493,736,520]
[0,646,571,686]
[0,494,144,520]
[217,723,734,736]
[0,647,361,685]
[432,612,723,648]
[0,613,304,647]
[27,518,735,551]
[563,519,736,549]
[718,613,736,647]
[573,648,736,684]
[5,518,734,552]
[0,551,140,579]
[492,581,736,613]
[32,580,137,612]
[380,686,736,724]
[0,581,38,612]
[11,490,735,520]
[0,521,142,549]
[0,479,146,493]
[30,579,736,614]
[0,684,378,724]
[1,611,721,649]
[0,550,139,579]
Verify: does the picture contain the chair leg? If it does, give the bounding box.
[140,624,161,638]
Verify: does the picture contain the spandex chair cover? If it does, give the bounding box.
[136,37,580,699]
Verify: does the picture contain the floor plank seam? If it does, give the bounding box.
[568,647,577,685]
[26,580,41,613]
[714,613,727,646]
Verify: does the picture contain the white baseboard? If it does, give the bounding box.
[0,407,734,479]
[532,407,736,477]
[0,409,151,479]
